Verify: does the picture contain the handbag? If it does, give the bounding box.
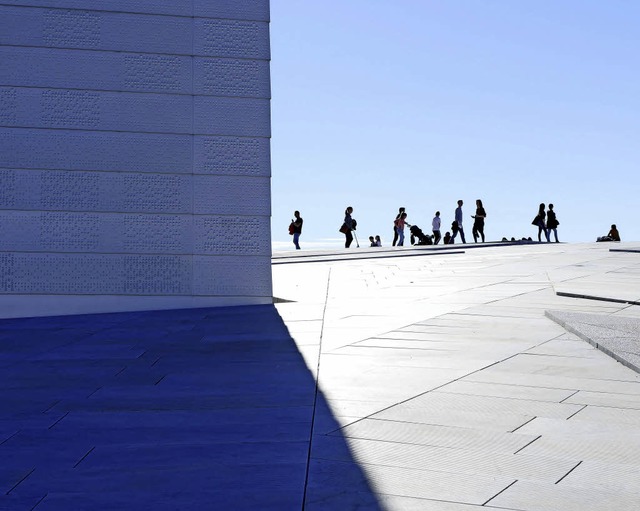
[339,224,349,234]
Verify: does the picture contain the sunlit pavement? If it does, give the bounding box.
[274,241,640,510]
[1,242,640,510]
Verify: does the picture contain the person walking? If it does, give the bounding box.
[394,212,410,246]
[451,200,466,243]
[392,207,405,246]
[432,211,442,245]
[341,206,355,248]
[546,204,559,242]
[471,199,486,243]
[291,210,303,249]
[532,203,550,242]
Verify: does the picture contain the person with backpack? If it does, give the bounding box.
[290,210,303,249]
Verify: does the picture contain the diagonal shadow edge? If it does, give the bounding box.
[0,304,383,510]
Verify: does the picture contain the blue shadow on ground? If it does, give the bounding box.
[0,305,383,510]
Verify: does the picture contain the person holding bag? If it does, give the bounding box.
[339,206,356,248]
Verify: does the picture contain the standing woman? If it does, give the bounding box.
[471,199,486,243]
[532,203,550,242]
[341,206,355,248]
[546,204,559,242]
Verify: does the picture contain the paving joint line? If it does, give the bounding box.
[482,479,518,507]
[74,446,96,468]
[6,468,35,495]
[513,435,541,454]
[30,493,47,510]
[48,411,69,430]
[510,416,536,433]
[559,389,580,403]
[333,350,527,433]
[301,267,332,511]
[565,404,587,420]
[0,430,19,446]
[87,386,102,398]
[42,400,60,413]
[555,460,583,484]
[556,291,640,306]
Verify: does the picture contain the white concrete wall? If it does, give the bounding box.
[0,1,273,318]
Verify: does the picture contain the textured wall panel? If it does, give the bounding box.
[0,47,191,94]
[194,0,270,21]
[0,93,272,137]
[2,0,270,20]
[194,216,271,256]
[194,19,270,59]
[0,7,270,58]
[193,176,271,215]
[0,128,192,172]
[193,97,271,136]
[193,136,271,176]
[0,253,193,295]
[0,170,193,213]
[193,256,272,296]
[0,6,191,54]
[0,211,195,254]
[0,87,193,133]
[0,1,192,16]
[0,1,272,317]
[193,58,270,98]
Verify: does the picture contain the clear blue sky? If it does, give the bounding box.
[270,1,639,250]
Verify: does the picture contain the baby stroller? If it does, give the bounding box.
[410,225,433,245]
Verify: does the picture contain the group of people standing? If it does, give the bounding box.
[389,199,487,247]
[532,203,560,242]
[290,201,571,250]
[336,199,488,249]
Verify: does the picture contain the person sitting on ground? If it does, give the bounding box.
[443,231,452,245]
[608,224,621,241]
[369,236,376,247]
[375,235,382,247]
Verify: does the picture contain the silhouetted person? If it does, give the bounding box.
[395,212,410,246]
[291,210,303,249]
[341,206,355,248]
[432,211,442,245]
[369,236,376,247]
[608,224,620,241]
[451,200,466,243]
[392,207,405,246]
[532,203,549,242]
[375,235,382,247]
[443,231,452,245]
[471,199,486,243]
[546,204,559,242]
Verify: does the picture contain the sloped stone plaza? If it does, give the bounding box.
[2,242,640,510]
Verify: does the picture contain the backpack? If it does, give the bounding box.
[288,222,295,235]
